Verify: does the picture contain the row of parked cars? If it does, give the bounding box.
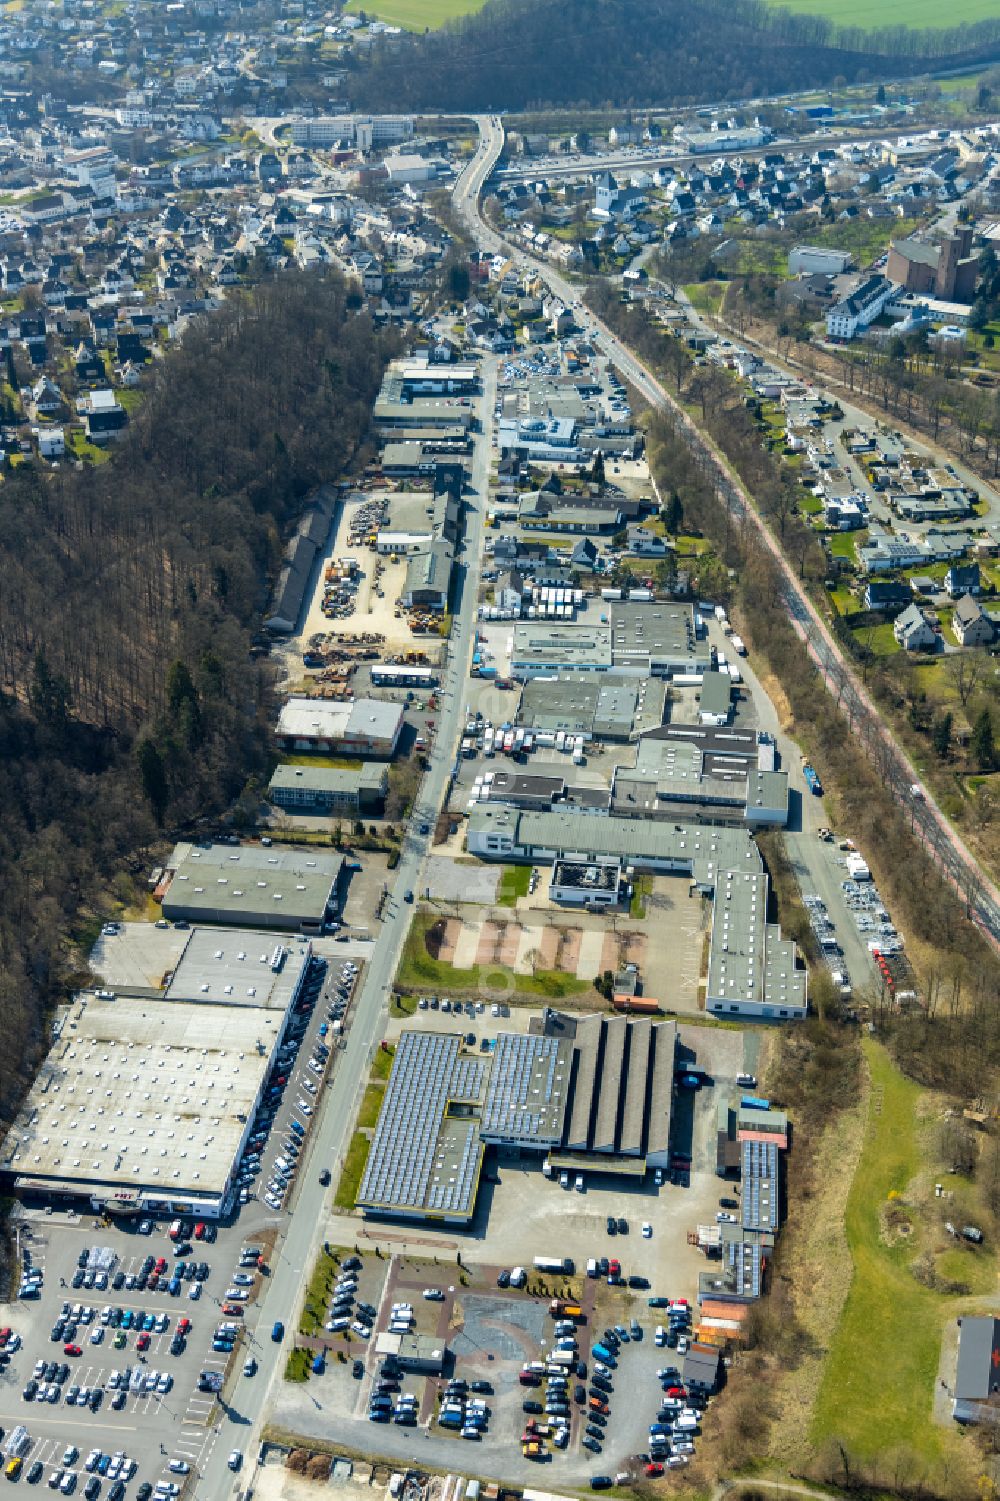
[437,1377,492,1441]
[324,1256,372,1337]
[72,1253,211,1299]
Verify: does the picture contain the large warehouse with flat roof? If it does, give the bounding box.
[357,1017,677,1224]
[161,842,343,933]
[0,992,284,1220]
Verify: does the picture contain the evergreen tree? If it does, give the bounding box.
[971,708,996,770]
[665,492,684,534]
[136,738,168,823]
[932,711,952,760]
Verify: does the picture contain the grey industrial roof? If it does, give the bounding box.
[468,804,762,886]
[163,929,312,1010]
[480,1033,571,1145]
[706,870,768,1009]
[1,992,280,1200]
[566,1015,600,1150]
[517,674,666,739]
[268,763,387,797]
[593,1018,626,1152]
[956,1317,1000,1402]
[619,1018,650,1156]
[610,600,701,667]
[512,621,613,670]
[699,670,733,718]
[162,842,342,927]
[357,1031,486,1221]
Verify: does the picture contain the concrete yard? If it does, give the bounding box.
[90,923,189,991]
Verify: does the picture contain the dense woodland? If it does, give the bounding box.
[0,267,397,1129]
[348,0,1000,113]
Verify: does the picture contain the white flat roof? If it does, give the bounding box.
[164,928,312,1009]
[0,993,280,1200]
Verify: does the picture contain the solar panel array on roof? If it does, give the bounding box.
[741,1138,779,1232]
[358,1033,485,1218]
[724,1237,761,1298]
[480,1034,569,1144]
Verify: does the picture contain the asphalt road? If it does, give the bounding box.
[197,342,497,1500]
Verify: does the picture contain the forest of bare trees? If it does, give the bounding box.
[0,267,397,1130]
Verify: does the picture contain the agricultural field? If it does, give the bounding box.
[345,0,487,28]
[766,0,1000,25]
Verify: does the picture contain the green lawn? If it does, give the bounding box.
[497,864,531,907]
[345,0,487,27]
[357,1082,386,1130]
[851,620,900,656]
[334,1131,371,1210]
[284,1347,311,1382]
[799,494,823,516]
[812,1044,956,1469]
[766,0,998,23]
[682,282,725,316]
[371,1043,396,1080]
[300,1247,340,1336]
[827,531,860,562]
[397,910,589,1000]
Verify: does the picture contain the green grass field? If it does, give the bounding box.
[497,864,531,907]
[766,0,1000,25]
[345,0,486,28]
[811,1043,975,1478]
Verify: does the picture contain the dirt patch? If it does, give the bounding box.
[537,926,561,968]
[555,925,582,975]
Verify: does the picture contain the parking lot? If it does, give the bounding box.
[0,955,363,1497]
[276,1021,750,1484]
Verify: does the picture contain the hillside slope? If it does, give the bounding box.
[347,0,1000,112]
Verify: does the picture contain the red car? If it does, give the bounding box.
[608,1259,621,1277]
[177,1318,191,1335]
[645,1463,664,1477]
[154,1257,167,1274]
[221,1304,244,1318]
[136,1332,150,1351]
[64,1344,82,1357]
[665,1386,686,1399]
[194,1222,206,1241]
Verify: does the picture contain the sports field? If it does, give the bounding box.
[345,0,487,28]
[767,0,999,26]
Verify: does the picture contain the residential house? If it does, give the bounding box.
[893,603,937,651]
[952,593,995,648]
[945,561,981,598]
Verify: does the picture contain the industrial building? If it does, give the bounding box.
[466,805,806,1020]
[539,1010,676,1173]
[509,601,711,680]
[0,989,289,1220]
[517,675,667,741]
[264,499,333,634]
[705,870,806,1021]
[357,1017,678,1224]
[268,762,388,816]
[160,842,343,934]
[162,929,313,1010]
[612,734,789,828]
[275,696,404,758]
